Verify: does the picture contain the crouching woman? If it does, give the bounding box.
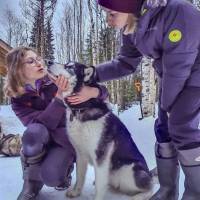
[4,46,108,200]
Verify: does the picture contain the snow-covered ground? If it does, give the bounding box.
[0,105,184,200]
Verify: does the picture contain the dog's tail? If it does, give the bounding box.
[150,167,158,184]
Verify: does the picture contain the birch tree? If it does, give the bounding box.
[2,8,27,47]
[140,57,157,118]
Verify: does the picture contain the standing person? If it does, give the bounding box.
[4,46,108,200]
[94,0,200,199]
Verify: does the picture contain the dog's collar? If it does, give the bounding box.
[63,97,88,121]
[69,107,87,121]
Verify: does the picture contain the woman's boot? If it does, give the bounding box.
[179,147,200,200]
[150,142,180,200]
[17,151,45,200]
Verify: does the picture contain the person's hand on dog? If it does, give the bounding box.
[67,86,99,105]
[52,75,69,100]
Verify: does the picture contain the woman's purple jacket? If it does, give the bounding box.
[11,76,108,147]
[96,0,200,112]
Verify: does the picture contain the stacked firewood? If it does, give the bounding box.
[0,122,22,157]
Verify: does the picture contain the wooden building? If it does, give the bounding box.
[0,39,12,104]
[0,39,12,76]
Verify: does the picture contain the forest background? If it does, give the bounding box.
[0,0,200,114]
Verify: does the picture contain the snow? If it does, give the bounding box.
[0,104,185,200]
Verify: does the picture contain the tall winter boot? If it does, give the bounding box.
[17,151,45,200]
[178,147,200,200]
[150,142,180,200]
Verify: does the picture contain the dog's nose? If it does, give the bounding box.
[44,59,54,66]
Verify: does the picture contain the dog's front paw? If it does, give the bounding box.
[66,188,81,198]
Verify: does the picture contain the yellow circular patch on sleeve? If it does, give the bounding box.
[168,29,182,42]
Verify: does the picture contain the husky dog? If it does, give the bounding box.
[46,61,155,200]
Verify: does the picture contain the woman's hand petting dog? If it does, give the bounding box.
[67,86,99,105]
[53,75,69,100]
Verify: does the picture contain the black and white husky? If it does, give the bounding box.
[46,61,155,200]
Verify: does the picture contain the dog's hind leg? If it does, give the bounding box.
[130,166,154,200]
[94,142,114,200]
[66,152,88,198]
[110,164,153,200]
[110,164,140,194]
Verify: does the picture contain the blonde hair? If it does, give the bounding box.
[4,46,37,98]
[123,14,138,35]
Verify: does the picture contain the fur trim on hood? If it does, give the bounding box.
[146,0,167,8]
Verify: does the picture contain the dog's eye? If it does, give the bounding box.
[64,65,75,75]
[65,62,75,69]
[44,59,54,66]
[66,62,75,67]
[64,64,70,69]
[68,68,75,75]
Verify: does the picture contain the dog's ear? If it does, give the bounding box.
[84,66,95,83]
